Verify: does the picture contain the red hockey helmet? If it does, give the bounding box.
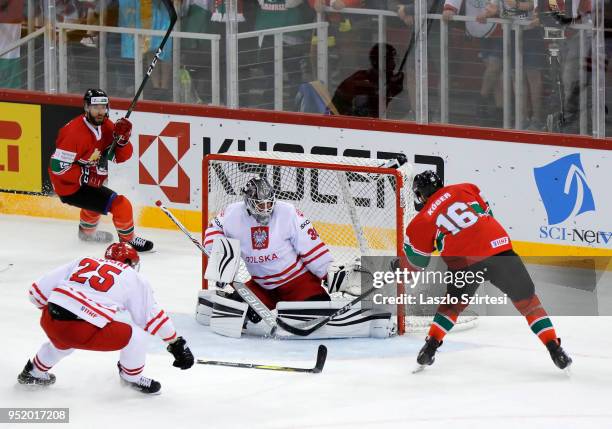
[104,242,140,270]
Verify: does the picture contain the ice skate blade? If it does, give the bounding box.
[412,364,428,374]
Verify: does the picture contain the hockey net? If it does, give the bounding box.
[203,152,477,335]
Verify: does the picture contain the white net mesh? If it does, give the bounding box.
[205,152,414,266]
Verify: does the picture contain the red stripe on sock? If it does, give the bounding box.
[33,355,51,371]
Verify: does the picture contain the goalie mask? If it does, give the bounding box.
[242,177,275,225]
[412,170,443,206]
[83,88,109,126]
[104,242,140,271]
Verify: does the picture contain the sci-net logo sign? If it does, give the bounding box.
[533,153,611,246]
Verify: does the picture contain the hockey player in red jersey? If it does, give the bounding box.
[48,89,153,252]
[405,170,572,371]
[17,242,194,394]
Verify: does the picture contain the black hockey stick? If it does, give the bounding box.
[197,345,327,374]
[105,0,177,162]
[276,286,377,337]
[397,0,441,73]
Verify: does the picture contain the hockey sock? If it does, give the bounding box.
[513,294,558,345]
[32,354,52,376]
[80,209,101,234]
[427,303,468,342]
[110,195,135,241]
[32,342,72,375]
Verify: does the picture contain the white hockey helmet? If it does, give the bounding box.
[242,176,275,225]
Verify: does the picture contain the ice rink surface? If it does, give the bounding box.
[1,214,611,429]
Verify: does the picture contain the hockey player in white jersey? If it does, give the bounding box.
[204,176,334,308]
[198,176,395,339]
[17,242,194,394]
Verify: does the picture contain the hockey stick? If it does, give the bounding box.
[156,200,280,333]
[276,285,378,337]
[197,345,327,374]
[155,200,204,252]
[397,0,442,73]
[105,0,177,162]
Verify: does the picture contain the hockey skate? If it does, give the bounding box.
[546,339,573,370]
[413,337,442,373]
[17,360,56,386]
[118,363,161,394]
[120,376,161,394]
[127,236,154,252]
[78,226,113,243]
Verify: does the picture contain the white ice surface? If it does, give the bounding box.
[1,214,611,429]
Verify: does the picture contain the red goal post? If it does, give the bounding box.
[202,152,416,334]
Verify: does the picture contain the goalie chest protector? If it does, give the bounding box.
[205,201,333,290]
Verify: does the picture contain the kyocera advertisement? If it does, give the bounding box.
[108,109,611,252]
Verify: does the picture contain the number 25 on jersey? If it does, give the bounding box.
[69,258,122,292]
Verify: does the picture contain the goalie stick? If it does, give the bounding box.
[276,285,377,337]
[105,0,177,162]
[197,344,327,374]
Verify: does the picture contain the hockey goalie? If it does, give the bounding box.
[196,176,395,339]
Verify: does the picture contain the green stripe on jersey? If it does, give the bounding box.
[470,202,486,215]
[50,158,70,174]
[403,243,430,269]
[435,231,445,253]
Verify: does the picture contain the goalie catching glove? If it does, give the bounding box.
[167,336,194,370]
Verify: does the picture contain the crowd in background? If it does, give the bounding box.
[1,0,611,135]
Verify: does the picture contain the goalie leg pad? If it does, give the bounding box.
[209,294,248,339]
[276,301,395,339]
[195,290,216,326]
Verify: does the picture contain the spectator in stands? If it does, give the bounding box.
[486,0,546,130]
[180,1,247,105]
[537,0,591,134]
[444,0,504,127]
[0,0,24,89]
[331,42,404,117]
[116,0,174,99]
[243,0,314,110]
[148,0,174,95]
[387,0,443,121]
[307,0,364,89]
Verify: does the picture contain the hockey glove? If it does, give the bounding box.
[113,118,132,146]
[167,336,194,370]
[80,164,108,188]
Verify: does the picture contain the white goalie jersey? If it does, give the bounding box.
[204,201,334,290]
